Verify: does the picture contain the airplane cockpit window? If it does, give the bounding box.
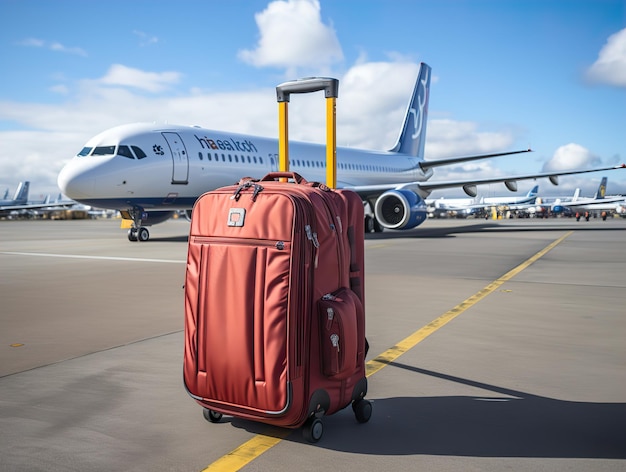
[77,147,92,157]
[117,145,135,159]
[92,146,116,156]
[132,146,147,159]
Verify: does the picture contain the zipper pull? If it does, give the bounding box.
[251,183,264,201]
[305,225,320,268]
[326,307,334,330]
[335,215,343,233]
[305,225,320,248]
[330,333,340,352]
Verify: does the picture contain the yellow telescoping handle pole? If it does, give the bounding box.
[276,77,339,188]
[325,95,337,189]
[278,101,289,176]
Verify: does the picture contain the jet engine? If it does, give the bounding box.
[374,189,428,230]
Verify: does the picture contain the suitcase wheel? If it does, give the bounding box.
[352,399,372,424]
[302,417,323,443]
[202,408,223,423]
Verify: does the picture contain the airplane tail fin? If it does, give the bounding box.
[594,177,607,199]
[527,185,539,198]
[12,181,29,204]
[572,188,580,202]
[389,62,431,158]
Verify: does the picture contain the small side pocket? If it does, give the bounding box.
[318,288,359,379]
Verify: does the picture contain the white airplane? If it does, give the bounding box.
[427,184,539,216]
[57,63,626,241]
[552,177,626,219]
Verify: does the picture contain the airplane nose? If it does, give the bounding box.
[57,161,95,199]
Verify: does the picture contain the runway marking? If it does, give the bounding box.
[0,251,185,264]
[203,231,573,471]
[367,231,573,375]
[202,428,291,471]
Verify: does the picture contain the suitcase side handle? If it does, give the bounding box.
[260,171,308,184]
[276,77,339,102]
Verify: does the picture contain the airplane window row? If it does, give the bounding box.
[197,152,403,173]
[295,159,405,173]
[200,152,265,165]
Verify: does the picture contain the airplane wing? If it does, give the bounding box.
[418,149,533,172]
[416,164,626,197]
[0,201,76,212]
[347,164,626,200]
[560,195,626,208]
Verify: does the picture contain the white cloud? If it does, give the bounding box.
[97,64,182,93]
[50,84,70,95]
[18,37,87,57]
[542,143,602,172]
[19,38,45,48]
[587,28,626,87]
[133,30,159,47]
[238,0,343,75]
[426,120,515,159]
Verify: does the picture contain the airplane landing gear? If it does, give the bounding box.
[123,207,150,242]
[127,227,150,242]
[364,215,383,233]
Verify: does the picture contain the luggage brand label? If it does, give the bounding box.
[227,208,246,227]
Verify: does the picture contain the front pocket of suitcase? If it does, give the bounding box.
[318,288,359,379]
[194,239,292,414]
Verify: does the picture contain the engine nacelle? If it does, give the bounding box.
[374,189,428,230]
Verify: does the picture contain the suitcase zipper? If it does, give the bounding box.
[192,236,289,250]
[289,194,316,372]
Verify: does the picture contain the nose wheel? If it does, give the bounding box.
[123,207,150,242]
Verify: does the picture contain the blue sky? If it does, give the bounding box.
[1,0,624,200]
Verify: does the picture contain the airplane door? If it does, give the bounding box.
[162,132,189,184]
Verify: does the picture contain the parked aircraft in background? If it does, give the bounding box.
[0,181,30,206]
[57,63,626,241]
[427,185,539,218]
[552,177,626,220]
[0,182,76,217]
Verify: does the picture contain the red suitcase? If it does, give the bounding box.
[183,78,370,442]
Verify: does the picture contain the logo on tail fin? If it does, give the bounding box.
[390,63,431,158]
[411,67,430,141]
[597,177,607,199]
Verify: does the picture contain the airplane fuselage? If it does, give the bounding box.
[58,122,427,212]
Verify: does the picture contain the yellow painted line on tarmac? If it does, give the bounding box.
[203,231,573,471]
[366,230,573,376]
[202,428,291,472]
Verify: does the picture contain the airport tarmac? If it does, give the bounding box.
[1,217,625,471]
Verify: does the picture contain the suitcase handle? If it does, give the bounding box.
[276,77,339,102]
[260,172,308,184]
